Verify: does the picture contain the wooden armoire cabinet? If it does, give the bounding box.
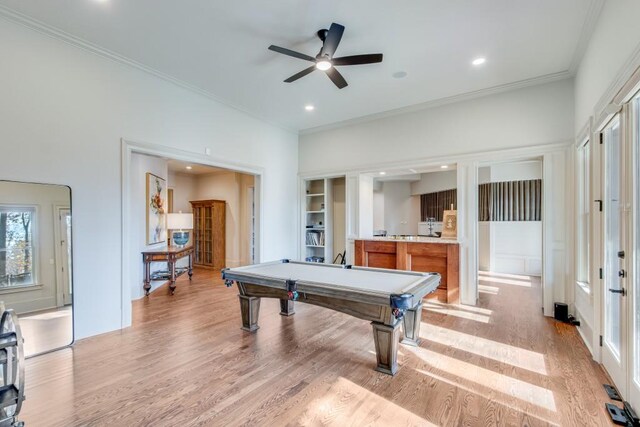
[190,200,225,271]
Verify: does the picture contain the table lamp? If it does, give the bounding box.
[167,212,193,247]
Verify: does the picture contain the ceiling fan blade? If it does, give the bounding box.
[333,54,383,66]
[284,65,317,83]
[268,45,316,62]
[325,67,348,89]
[321,23,345,57]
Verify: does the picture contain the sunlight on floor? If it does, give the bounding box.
[423,302,491,323]
[425,299,493,316]
[419,323,547,375]
[297,377,437,426]
[478,284,500,295]
[414,368,560,426]
[406,346,556,412]
[478,271,535,288]
[19,307,72,356]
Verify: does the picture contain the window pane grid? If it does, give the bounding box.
[0,207,35,288]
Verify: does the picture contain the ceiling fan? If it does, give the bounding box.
[268,23,383,89]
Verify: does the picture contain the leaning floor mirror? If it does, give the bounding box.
[0,181,73,357]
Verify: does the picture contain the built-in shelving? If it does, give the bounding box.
[301,177,346,264]
[303,179,330,263]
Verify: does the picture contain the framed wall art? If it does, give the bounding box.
[146,172,167,245]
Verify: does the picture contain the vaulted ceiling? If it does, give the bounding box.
[0,0,602,132]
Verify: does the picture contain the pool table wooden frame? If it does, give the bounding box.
[222,260,441,375]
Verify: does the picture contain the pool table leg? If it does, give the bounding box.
[401,302,423,346]
[279,299,295,316]
[371,321,401,375]
[238,295,261,332]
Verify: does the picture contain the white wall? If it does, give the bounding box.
[168,172,197,214]
[410,170,457,195]
[380,181,415,235]
[129,153,169,299]
[0,19,298,339]
[300,79,574,173]
[0,182,70,313]
[372,190,384,231]
[574,0,640,132]
[477,161,542,276]
[489,161,542,182]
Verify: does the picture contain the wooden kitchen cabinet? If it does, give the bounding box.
[354,239,459,303]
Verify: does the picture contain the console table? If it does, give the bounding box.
[142,245,194,295]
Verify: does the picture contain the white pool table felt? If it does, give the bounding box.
[228,262,431,294]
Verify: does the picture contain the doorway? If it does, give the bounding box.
[476,160,543,305]
[601,114,628,393]
[596,95,640,408]
[121,140,263,328]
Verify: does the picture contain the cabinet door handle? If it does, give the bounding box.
[618,269,626,278]
[608,288,626,296]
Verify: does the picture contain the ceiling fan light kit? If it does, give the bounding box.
[268,22,383,89]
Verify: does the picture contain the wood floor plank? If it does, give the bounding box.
[21,269,613,426]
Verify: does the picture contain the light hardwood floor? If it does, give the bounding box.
[22,269,614,426]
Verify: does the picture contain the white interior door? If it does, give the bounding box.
[601,115,629,394]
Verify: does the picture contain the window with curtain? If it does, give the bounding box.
[420,189,457,221]
[478,179,542,221]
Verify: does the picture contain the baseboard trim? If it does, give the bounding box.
[574,306,595,357]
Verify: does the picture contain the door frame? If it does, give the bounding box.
[629,93,640,411]
[120,138,265,329]
[597,111,629,393]
[299,141,570,311]
[53,204,71,307]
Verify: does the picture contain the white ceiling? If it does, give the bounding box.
[0,0,601,132]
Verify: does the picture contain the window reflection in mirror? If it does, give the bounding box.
[0,181,73,357]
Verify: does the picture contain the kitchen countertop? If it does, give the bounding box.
[360,236,460,244]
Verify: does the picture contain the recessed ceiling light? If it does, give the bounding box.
[440,165,448,169]
[305,105,315,111]
[472,57,486,66]
[392,71,407,79]
[185,166,193,170]
[316,60,332,71]
[379,172,386,175]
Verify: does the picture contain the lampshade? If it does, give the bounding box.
[167,212,193,230]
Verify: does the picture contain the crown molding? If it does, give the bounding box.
[300,71,573,136]
[0,5,297,136]
[568,0,605,74]
[593,40,640,123]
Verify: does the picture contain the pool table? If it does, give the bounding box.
[221,260,441,375]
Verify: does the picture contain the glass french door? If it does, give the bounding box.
[630,95,640,410]
[601,114,629,393]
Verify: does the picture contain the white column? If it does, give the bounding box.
[457,161,479,306]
